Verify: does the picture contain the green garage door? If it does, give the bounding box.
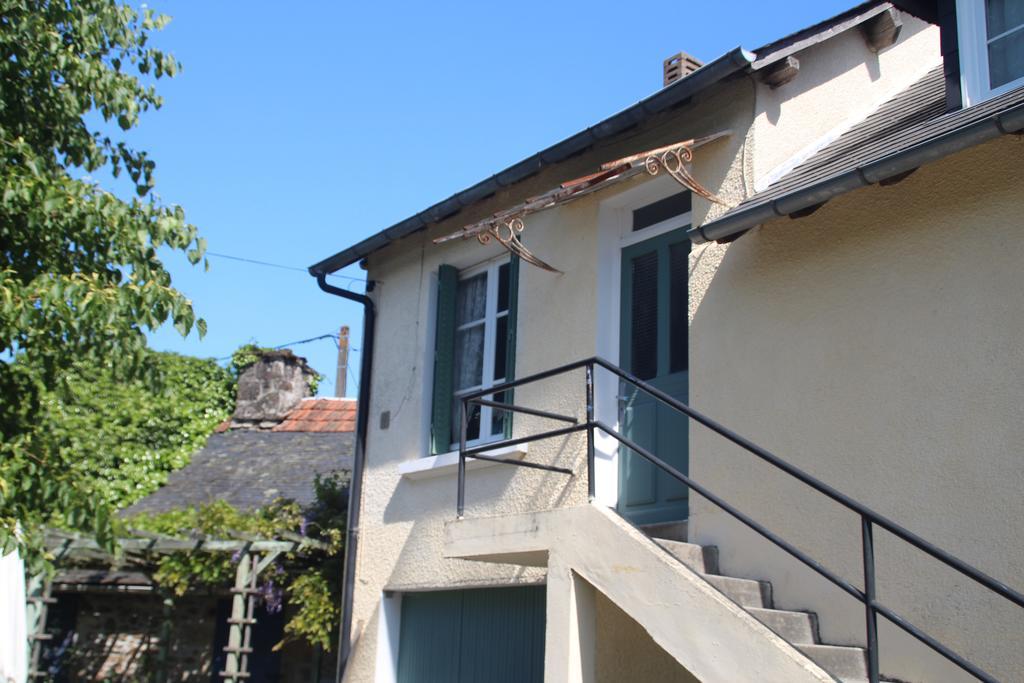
[396,586,545,683]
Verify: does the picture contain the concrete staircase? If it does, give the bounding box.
[645,525,882,683]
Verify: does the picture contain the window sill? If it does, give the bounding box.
[398,444,529,481]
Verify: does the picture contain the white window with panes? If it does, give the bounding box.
[958,0,1024,104]
[430,258,517,453]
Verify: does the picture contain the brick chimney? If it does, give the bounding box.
[230,349,316,430]
[663,51,703,87]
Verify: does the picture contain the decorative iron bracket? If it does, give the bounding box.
[476,217,560,273]
[601,134,729,204]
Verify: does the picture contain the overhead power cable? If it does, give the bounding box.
[205,251,366,286]
[214,331,344,361]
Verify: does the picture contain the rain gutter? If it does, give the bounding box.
[314,274,375,682]
[691,99,1024,243]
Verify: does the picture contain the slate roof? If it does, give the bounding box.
[124,430,354,516]
[705,67,1024,230]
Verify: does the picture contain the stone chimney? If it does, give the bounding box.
[663,51,703,87]
[230,349,316,430]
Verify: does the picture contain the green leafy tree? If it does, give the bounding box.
[44,350,234,509]
[0,0,205,569]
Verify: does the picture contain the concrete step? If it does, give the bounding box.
[639,522,879,682]
[747,607,819,644]
[702,574,772,609]
[796,644,868,680]
[653,539,720,574]
[639,520,688,542]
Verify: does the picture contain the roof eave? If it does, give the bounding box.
[690,100,1024,244]
[308,47,755,276]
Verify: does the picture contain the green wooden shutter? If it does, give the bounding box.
[457,585,545,683]
[396,587,545,683]
[503,256,520,438]
[396,591,463,682]
[431,265,458,454]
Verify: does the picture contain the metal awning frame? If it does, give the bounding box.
[433,132,731,272]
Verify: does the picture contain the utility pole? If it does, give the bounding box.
[335,326,350,398]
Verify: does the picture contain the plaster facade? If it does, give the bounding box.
[688,135,1024,683]
[343,74,757,683]
[750,14,939,190]
[335,13,981,682]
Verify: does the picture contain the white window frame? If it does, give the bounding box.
[958,0,1024,106]
[451,256,511,450]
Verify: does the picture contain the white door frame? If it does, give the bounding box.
[375,591,403,682]
[593,175,693,508]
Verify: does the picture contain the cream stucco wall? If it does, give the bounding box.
[344,76,755,681]
[689,135,1024,683]
[339,16,948,682]
[595,592,699,683]
[750,14,940,191]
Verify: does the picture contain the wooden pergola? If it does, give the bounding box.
[30,531,328,683]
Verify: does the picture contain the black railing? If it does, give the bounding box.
[456,356,1024,683]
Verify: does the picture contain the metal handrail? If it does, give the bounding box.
[456,356,1023,683]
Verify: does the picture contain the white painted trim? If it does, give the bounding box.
[398,444,529,480]
[618,211,694,248]
[375,591,402,683]
[594,175,690,509]
[449,256,511,450]
[420,269,439,460]
[958,0,1024,106]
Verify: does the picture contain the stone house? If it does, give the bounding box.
[310,1,1024,681]
[42,351,355,683]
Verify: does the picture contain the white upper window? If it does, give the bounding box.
[958,0,1024,105]
[450,259,512,448]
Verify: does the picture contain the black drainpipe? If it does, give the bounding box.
[314,272,375,682]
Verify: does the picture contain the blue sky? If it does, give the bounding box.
[138,0,855,395]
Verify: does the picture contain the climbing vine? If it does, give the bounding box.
[127,472,348,651]
[43,351,235,510]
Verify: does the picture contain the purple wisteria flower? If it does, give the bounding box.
[258,579,284,614]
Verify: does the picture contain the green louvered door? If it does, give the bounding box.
[618,228,690,525]
[396,586,545,683]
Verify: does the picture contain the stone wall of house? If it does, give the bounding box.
[53,592,217,682]
[46,591,332,682]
